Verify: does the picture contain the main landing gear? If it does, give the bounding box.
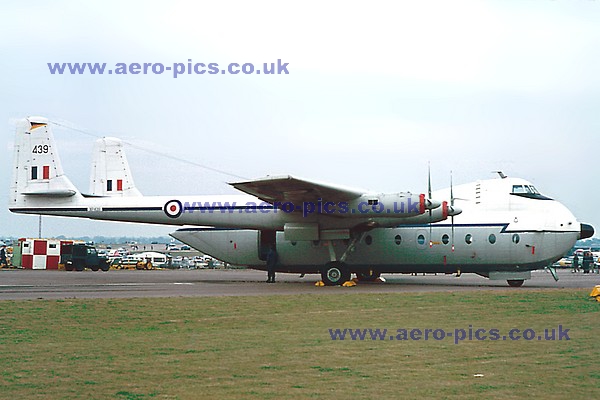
[319,236,363,286]
[321,262,351,286]
[320,263,382,286]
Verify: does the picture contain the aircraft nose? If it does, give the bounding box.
[580,223,594,239]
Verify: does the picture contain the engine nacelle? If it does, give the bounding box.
[385,200,461,225]
[329,193,442,219]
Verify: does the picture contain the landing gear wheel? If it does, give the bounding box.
[321,262,351,286]
[507,279,524,287]
[356,270,381,282]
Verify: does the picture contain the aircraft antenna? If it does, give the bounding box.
[48,120,249,180]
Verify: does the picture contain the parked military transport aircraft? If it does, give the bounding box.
[10,116,594,286]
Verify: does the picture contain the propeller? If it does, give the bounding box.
[428,163,433,248]
[450,171,455,252]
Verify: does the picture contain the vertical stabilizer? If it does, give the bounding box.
[10,117,80,208]
[88,137,142,197]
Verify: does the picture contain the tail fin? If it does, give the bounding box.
[10,117,80,208]
[88,137,142,197]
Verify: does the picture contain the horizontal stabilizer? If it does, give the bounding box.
[22,189,77,197]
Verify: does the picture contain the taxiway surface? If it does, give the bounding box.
[0,269,597,300]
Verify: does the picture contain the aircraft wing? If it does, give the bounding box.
[230,175,365,204]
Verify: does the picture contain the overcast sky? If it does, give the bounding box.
[1,0,599,239]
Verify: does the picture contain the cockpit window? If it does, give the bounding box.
[512,185,541,194]
[511,184,551,200]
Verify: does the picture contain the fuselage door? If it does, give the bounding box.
[258,230,276,261]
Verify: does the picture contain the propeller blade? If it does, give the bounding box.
[428,163,433,247]
[450,171,455,252]
[450,171,454,207]
[428,163,432,200]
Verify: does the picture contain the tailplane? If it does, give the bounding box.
[88,137,142,197]
[10,117,81,209]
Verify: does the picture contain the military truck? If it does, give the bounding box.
[61,243,110,271]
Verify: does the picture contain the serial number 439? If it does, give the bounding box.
[32,144,50,154]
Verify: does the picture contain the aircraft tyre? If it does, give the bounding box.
[321,262,351,286]
[507,279,524,287]
[356,270,381,282]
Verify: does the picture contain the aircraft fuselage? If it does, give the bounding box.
[170,178,587,284]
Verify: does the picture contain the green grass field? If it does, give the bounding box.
[0,290,598,399]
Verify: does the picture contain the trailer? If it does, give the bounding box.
[15,238,78,269]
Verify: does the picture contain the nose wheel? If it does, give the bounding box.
[321,262,351,286]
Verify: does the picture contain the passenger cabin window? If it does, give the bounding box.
[465,234,473,244]
[442,234,449,245]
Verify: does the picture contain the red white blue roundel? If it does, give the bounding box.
[164,199,183,218]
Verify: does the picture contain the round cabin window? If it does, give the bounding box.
[512,234,520,244]
[442,234,450,245]
[395,235,402,245]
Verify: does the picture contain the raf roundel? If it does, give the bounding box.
[164,199,183,218]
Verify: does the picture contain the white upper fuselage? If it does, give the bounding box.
[433,177,577,234]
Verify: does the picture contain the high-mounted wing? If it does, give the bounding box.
[230,175,449,222]
[230,175,366,204]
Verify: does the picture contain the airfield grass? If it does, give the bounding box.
[0,290,598,399]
